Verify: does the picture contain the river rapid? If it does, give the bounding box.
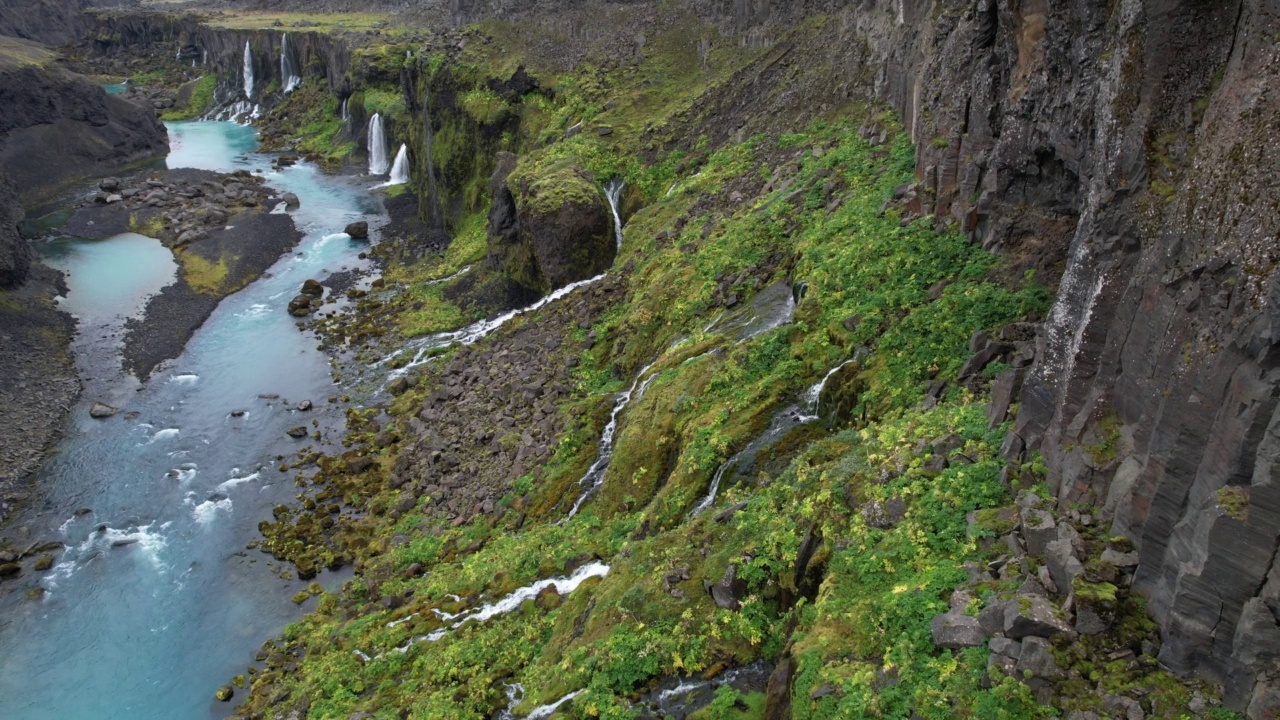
[0,121,382,719]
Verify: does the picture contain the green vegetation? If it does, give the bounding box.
[160,74,216,121]
[460,88,512,125]
[363,88,406,118]
[0,36,56,68]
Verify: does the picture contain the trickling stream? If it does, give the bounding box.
[0,121,381,720]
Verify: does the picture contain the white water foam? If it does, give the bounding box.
[165,463,198,482]
[147,428,180,444]
[217,470,259,491]
[526,690,586,719]
[432,562,610,637]
[169,374,199,384]
[604,179,625,250]
[191,497,232,526]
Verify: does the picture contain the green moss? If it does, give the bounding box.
[1215,485,1249,521]
[363,88,406,118]
[160,74,217,120]
[1073,579,1119,604]
[460,88,511,125]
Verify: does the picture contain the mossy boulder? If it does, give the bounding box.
[486,151,614,294]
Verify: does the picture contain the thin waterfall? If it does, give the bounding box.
[386,144,409,185]
[564,361,659,519]
[340,98,348,121]
[281,33,301,93]
[604,178,625,250]
[368,113,389,175]
[242,42,254,99]
[801,359,857,419]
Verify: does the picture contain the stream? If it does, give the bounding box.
[0,121,382,719]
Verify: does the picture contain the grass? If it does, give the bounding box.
[160,75,217,121]
[0,37,55,68]
[177,251,230,295]
[201,11,395,33]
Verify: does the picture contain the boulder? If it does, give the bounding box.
[0,563,20,578]
[705,564,748,611]
[287,294,314,316]
[89,402,117,419]
[1004,593,1073,639]
[1021,508,1057,559]
[282,192,300,208]
[286,426,308,438]
[98,177,120,192]
[344,221,369,239]
[1016,636,1063,679]
[486,152,615,293]
[215,685,234,702]
[300,279,324,297]
[931,611,986,649]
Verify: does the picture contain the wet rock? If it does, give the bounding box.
[98,177,120,192]
[387,377,411,395]
[215,685,234,702]
[0,563,20,578]
[89,402,117,419]
[282,192,300,208]
[286,426,308,439]
[288,294,315,316]
[705,564,748,611]
[296,400,312,412]
[762,655,793,720]
[931,611,986,649]
[33,555,53,571]
[300,279,324,297]
[344,221,369,239]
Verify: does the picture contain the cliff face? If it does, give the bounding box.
[0,60,169,206]
[842,0,1279,712]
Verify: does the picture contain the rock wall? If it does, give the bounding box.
[846,0,1280,713]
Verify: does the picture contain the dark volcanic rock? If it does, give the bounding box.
[344,221,369,239]
[486,151,614,294]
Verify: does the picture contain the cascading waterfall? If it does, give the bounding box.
[367,113,389,175]
[242,42,254,99]
[800,358,857,420]
[385,144,410,186]
[564,360,660,519]
[280,33,302,93]
[340,97,348,122]
[382,272,607,379]
[604,178,625,250]
[690,450,746,517]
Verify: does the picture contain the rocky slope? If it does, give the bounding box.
[32,0,1280,717]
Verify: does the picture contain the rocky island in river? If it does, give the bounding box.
[0,1,1277,719]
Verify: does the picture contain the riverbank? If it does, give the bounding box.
[59,167,304,377]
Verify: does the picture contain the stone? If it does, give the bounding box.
[706,564,748,611]
[931,611,986,649]
[33,555,53,571]
[215,685,234,702]
[89,402,117,419]
[286,426,308,439]
[387,377,410,395]
[282,192,300,208]
[1075,606,1109,636]
[989,637,1022,658]
[1100,547,1139,567]
[296,400,312,412]
[1016,636,1062,679]
[978,600,1008,636]
[98,177,120,192]
[861,497,905,529]
[1044,537,1084,593]
[1021,508,1057,559]
[288,294,314,316]
[300,279,324,297]
[0,563,20,578]
[1004,594,1073,638]
[344,221,369,239]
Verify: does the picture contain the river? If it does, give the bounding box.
[0,121,382,719]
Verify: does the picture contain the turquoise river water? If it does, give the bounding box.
[0,121,383,719]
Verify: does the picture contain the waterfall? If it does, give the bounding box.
[280,33,302,93]
[368,113,389,175]
[801,359,857,419]
[386,144,409,185]
[242,42,254,99]
[565,361,659,519]
[604,178,625,250]
[340,98,348,121]
[690,450,744,517]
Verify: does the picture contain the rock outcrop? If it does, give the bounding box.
[0,50,167,206]
[486,152,614,294]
